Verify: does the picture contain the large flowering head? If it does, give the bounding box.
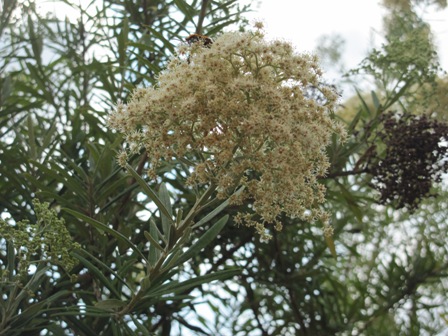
[109,26,345,238]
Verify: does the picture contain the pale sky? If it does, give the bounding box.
[36,0,448,72]
[249,0,448,72]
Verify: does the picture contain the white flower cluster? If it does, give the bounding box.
[109,24,346,239]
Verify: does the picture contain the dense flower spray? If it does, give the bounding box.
[109,24,346,239]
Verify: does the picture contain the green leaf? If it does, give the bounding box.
[31,161,89,203]
[170,215,228,268]
[355,87,372,116]
[28,16,42,65]
[325,234,337,258]
[129,315,152,335]
[193,186,244,228]
[159,245,184,273]
[145,28,175,54]
[371,90,382,113]
[63,208,148,263]
[6,240,15,281]
[336,182,363,223]
[127,46,162,74]
[206,19,240,36]
[17,265,49,301]
[125,163,174,224]
[40,121,58,156]
[146,268,240,298]
[175,208,183,226]
[24,63,47,99]
[71,251,123,298]
[347,107,363,132]
[8,266,52,326]
[58,151,89,181]
[27,115,37,160]
[1,74,12,101]
[9,301,47,330]
[100,182,139,212]
[95,299,127,312]
[147,219,163,269]
[117,18,129,67]
[144,229,164,253]
[173,0,195,18]
[61,315,100,334]
[159,183,173,238]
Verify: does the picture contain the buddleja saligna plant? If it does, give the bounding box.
[0,23,346,331]
[78,22,346,320]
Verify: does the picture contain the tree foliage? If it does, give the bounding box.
[1,0,447,335]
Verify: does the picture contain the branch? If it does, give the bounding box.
[196,0,210,34]
[324,168,369,179]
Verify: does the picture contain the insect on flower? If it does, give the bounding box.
[186,33,213,47]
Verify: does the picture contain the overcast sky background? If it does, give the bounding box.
[240,0,447,101]
[36,0,448,74]
[249,0,448,71]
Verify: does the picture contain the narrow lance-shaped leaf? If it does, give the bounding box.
[325,233,337,259]
[347,107,363,132]
[145,268,240,298]
[62,208,148,263]
[7,240,15,281]
[173,0,195,18]
[355,87,372,116]
[27,115,36,160]
[0,74,12,101]
[72,249,130,296]
[336,181,363,223]
[193,186,244,228]
[206,19,240,36]
[147,219,163,268]
[130,315,152,336]
[159,226,192,272]
[125,163,174,224]
[170,215,229,269]
[9,301,47,330]
[145,27,175,54]
[158,183,173,239]
[28,16,42,65]
[371,90,382,112]
[13,264,49,310]
[117,17,129,67]
[31,161,88,203]
[95,299,127,312]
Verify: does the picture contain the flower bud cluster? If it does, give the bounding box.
[109,26,345,238]
[0,200,80,279]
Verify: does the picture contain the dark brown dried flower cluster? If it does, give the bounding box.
[369,112,448,210]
